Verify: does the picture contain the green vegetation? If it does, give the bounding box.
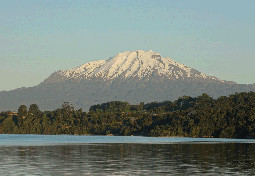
[1,92,255,138]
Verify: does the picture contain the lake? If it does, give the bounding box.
[0,134,255,175]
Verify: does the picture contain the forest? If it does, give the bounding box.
[1,92,255,138]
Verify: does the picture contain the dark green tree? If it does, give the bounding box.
[18,105,27,118]
[28,104,40,116]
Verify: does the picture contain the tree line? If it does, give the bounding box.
[1,92,255,138]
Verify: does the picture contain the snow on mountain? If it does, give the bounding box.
[2,50,253,111]
[43,50,224,84]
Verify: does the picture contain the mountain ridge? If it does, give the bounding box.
[42,50,230,85]
[1,50,254,111]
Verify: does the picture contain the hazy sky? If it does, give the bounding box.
[1,0,255,91]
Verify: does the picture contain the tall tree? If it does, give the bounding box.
[28,104,40,116]
[18,105,27,118]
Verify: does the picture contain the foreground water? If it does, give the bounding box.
[0,134,255,175]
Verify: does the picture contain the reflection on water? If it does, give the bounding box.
[0,143,255,175]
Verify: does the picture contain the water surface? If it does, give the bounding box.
[0,134,254,175]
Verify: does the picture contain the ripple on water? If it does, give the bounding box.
[0,135,255,175]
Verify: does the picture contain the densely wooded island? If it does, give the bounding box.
[1,92,255,139]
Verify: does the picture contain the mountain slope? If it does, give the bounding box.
[42,50,226,84]
[0,50,254,111]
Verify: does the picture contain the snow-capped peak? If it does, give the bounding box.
[44,50,224,83]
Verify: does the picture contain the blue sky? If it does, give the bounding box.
[1,0,255,91]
